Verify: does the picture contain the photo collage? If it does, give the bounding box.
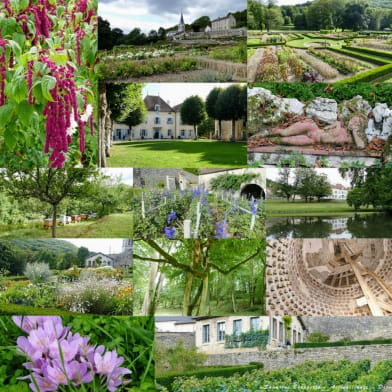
[0,0,392,390]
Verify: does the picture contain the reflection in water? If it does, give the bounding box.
[267,213,392,238]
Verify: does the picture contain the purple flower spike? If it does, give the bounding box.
[167,210,177,224]
[164,226,176,239]
[215,220,228,239]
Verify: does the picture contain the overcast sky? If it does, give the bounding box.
[62,239,127,254]
[99,0,246,33]
[101,168,133,186]
[275,0,310,5]
[143,83,241,106]
[267,168,351,188]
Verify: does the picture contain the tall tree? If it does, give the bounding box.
[180,96,206,140]
[133,239,264,316]
[77,247,90,267]
[0,169,99,238]
[342,2,370,31]
[205,87,223,139]
[216,85,246,141]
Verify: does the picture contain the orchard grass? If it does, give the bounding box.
[0,213,132,238]
[267,200,375,216]
[107,140,247,168]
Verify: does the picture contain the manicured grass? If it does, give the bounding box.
[286,37,343,49]
[0,213,132,238]
[106,140,247,168]
[266,200,375,216]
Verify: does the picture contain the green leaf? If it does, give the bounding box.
[0,17,17,38]
[4,128,17,150]
[11,76,28,104]
[12,33,26,51]
[16,101,35,128]
[0,104,15,129]
[41,75,57,102]
[7,40,22,58]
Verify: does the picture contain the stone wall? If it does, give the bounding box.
[156,332,195,348]
[133,169,198,189]
[205,344,392,370]
[303,317,392,341]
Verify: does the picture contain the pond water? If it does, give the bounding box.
[267,213,392,238]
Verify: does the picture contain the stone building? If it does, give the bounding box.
[85,239,132,268]
[112,95,194,141]
[211,13,236,31]
[330,184,349,200]
[267,239,392,316]
[194,316,305,354]
[133,169,198,190]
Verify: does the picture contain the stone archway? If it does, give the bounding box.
[240,184,265,200]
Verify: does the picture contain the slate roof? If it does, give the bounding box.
[144,95,173,112]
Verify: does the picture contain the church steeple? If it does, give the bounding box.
[178,10,185,33]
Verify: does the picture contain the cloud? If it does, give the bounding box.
[99,0,246,32]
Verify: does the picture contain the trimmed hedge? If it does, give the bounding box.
[294,338,392,348]
[157,364,262,390]
[337,63,392,83]
[344,45,392,60]
[0,303,83,315]
[328,47,390,65]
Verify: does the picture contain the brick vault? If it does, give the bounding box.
[267,239,392,316]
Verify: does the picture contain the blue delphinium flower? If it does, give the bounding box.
[215,220,228,239]
[164,226,176,239]
[167,210,177,224]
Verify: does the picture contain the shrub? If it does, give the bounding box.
[329,47,390,65]
[337,63,392,83]
[342,45,392,60]
[23,263,52,284]
[294,338,392,348]
[157,364,259,390]
[306,332,330,343]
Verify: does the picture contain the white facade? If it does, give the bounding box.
[112,96,194,141]
[211,14,236,32]
[195,316,305,354]
[85,253,114,267]
[331,188,349,200]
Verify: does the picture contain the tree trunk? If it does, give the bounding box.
[51,204,57,238]
[231,119,235,141]
[142,260,161,316]
[231,282,237,313]
[197,274,209,315]
[218,119,222,139]
[194,124,198,140]
[183,272,193,315]
[98,83,107,167]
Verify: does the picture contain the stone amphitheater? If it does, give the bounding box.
[267,239,392,316]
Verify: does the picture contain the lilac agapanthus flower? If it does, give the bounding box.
[12,316,131,392]
[167,210,177,224]
[164,226,176,239]
[251,199,258,215]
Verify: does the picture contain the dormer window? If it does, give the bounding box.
[155,104,160,113]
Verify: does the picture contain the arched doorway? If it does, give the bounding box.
[240,184,265,200]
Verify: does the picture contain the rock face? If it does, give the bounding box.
[347,115,367,149]
[340,96,372,120]
[305,97,338,124]
[248,87,304,127]
[373,103,388,123]
[365,104,392,142]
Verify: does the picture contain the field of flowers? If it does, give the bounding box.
[0,265,133,315]
[0,315,155,391]
[133,186,265,239]
[0,0,98,168]
[171,359,392,392]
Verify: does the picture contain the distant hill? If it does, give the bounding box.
[9,239,78,255]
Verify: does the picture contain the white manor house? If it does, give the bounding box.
[113,95,195,141]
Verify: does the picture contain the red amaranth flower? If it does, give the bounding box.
[76,29,86,67]
[0,38,7,106]
[27,60,34,104]
[41,56,80,168]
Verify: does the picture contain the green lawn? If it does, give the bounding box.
[0,213,132,238]
[286,38,343,49]
[106,140,247,168]
[267,200,375,216]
